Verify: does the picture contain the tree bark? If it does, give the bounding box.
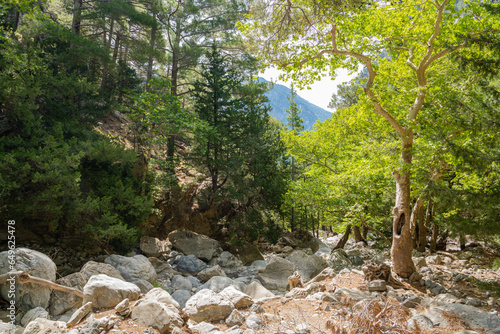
[353,225,367,244]
[362,224,368,240]
[0,272,83,298]
[71,0,82,34]
[430,221,438,253]
[390,134,416,278]
[332,225,351,250]
[416,202,427,252]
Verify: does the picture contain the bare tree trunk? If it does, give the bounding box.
[71,0,82,34]
[353,225,367,244]
[390,135,416,278]
[146,17,157,90]
[430,222,438,253]
[416,203,426,252]
[332,225,351,250]
[362,225,368,240]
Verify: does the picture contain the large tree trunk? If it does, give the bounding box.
[353,225,367,244]
[415,203,426,252]
[390,135,416,278]
[71,0,82,34]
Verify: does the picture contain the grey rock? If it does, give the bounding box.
[255,256,298,291]
[184,289,234,322]
[244,281,275,300]
[309,268,336,283]
[407,314,434,330]
[80,261,124,280]
[149,258,179,280]
[286,250,329,281]
[132,300,184,334]
[78,316,114,334]
[104,254,157,284]
[426,255,442,265]
[140,236,171,258]
[225,326,244,334]
[367,280,386,292]
[285,282,326,299]
[172,275,193,291]
[171,289,193,309]
[67,301,93,327]
[232,243,264,266]
[220,286,254,309]
[437,303,500,333]
[210,251,243,269]
[413,257,427,268]
[333,287,371,302]
[21,307,49,327]
[0,248,57,310]
[200,276,246,293]
[83,274,141,309]
[250,303,265,314]
[49,272,87,316]
[346,249,364,266]
[22,318,66,334]
[132,278,155,293]
[197,265,226,282]
[226,309,245,326]
[173,255,207,274]
[328,249,352,270]
[245,314,263,330]
[168,229,219,261]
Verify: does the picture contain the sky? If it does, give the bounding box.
[260,67,356,111]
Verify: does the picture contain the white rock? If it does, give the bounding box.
[21,307,49,327]
[80,261,124,280]
[244,281,275,300]
[83,274,141,309]
[226,309,245,326]
[168,229,220,261]
[144,287,181,311]
[131,299,183,334]
[220,286,254,309]
[67,301,93,327]
[104,254,157,284]
[255,256,298,291]
[200,276,246,293]
[22,318,66,334]
[184,289,234,322]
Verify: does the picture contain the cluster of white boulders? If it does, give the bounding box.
[1,231,500,334]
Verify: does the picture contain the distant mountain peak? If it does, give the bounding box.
[259,77,331,130]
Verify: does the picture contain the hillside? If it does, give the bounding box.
[259,78,332,130]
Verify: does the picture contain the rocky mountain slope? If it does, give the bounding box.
[1,231,500,334]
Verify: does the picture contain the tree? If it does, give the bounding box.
[243,0,500,276]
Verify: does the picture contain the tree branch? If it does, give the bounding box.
[0,272,84,298]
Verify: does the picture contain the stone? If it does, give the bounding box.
[78,316,114,333]
[190,322,220,333]
[295,323,311,334]
[132,300,184,334]
[132,278,154,293]
[104,254,157,284]
[210,251,243,269]
[232,243,265,266]
[173,255,207,274]
[225,326,244,334]
[437,303,500,332]
[114,298,129,313]
[168,229,220,261]
[426,255,442,265]
[250,303,265,314]
[22,318,66,334]
[220,286,254,309]
[367,280,387,292]
[49,272,87,316]
[255,256,298,291]
[200,276,246,293]
[83,274,141,309]
[184,289,234,322]
[21,307,49,327]
[413,257,427,268]
[0,248,57,310]
[245,314,263,331]
[407,314,434,330]
[171,289,193,309]
[309,268,336,283]
[144,287,182,311]
[401,296,422,308]
[285,282,326,299]
[346,249,365,266]
[286,250,329,281]
[226,309,245,326]
[150,258,180,280]
[140,236,171,257]
[172,275,193,291]
[80,261,124,280]
[0,323,17,334]
[197,265,226,282]
[289,231,321,253]
[333,287,372,302]
[328,249,352,270]
[67,301,93,327]
[244,281,275,300]
[409,271,422,283]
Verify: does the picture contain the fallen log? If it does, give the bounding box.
[0,271,83,298]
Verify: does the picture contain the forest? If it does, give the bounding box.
[1,0,500,279]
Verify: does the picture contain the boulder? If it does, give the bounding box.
[132,299,184,334]
[104,254,157,284]
[140,236,171,257]
[173,255,207,274]
[83,274,141,309]
[220,286,254,309]
[149,258,180,279]
[184,289,234,322]
[171,289,193,309]
[77,316,115,333]
[346,249,365,266]
[309,268,336,283]
[172,275,193,291]
[20,307,49,327]
[197,265,226,282]
[333,287,371,302]
[255,256,297,291]
[0,248,56,310]
[328,249,352,270]
[210,251,243,269]
[49,272,87,316]
[367,280,387,292]
[132,278,154,293]
[80,261,124,280]
[200,276,246,293]
[0,323,17,334]
[246,314,263,331]
[286,250,328,281]
[232,243,265,266]
[289,231,321,253]
[144,287,182,311]
[22,318,66,334]
[244,281,275,300]
[168,229,219,261]
[437,303,500,333]
[67,301,93,327]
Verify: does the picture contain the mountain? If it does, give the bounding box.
[259,78,332,130]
